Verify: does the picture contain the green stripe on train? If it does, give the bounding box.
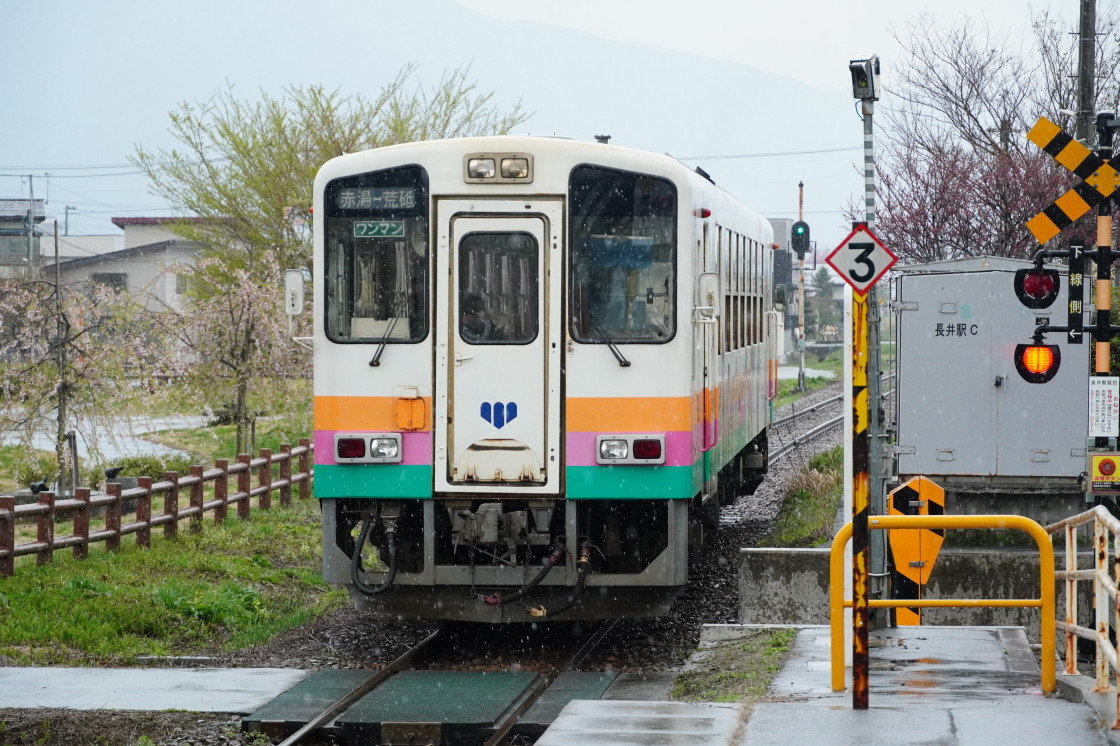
[315,464,698,499]
[315,464,433,498]
[565,465,696,499]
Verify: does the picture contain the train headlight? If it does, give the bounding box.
[500,157,530,179]
[465,153,533,183]
[467,157,496,179]
[599,439,629,460]
[595,435,666,465]
[370,436,401,461]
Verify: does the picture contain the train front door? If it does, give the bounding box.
[434,200,562,495]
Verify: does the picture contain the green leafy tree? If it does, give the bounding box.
[132,64,530,453]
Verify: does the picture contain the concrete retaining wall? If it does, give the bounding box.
[739,547,1093,643]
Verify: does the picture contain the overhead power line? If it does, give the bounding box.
[676,144,860,159]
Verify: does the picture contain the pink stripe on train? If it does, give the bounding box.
[314,430,433,466]
[565,431,694,467]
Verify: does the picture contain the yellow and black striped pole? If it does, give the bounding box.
[852,289,871,709]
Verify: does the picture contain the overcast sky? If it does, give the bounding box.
[452,0,1042,92]
[1,0,1078,245]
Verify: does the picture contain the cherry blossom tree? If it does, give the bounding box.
[877,9,1120,262]
[157,253,304,455]
[0,272,162,489]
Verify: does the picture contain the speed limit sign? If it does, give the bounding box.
[825,223,896,295]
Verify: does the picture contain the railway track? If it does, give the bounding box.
[262,620,621,746]
[769,391,844,462]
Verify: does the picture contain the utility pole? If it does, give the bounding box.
[798,182,807,392]
[26,175,35,279]
[64,205,77,236]
[53,220,70,496]
[1077,0,1097,145]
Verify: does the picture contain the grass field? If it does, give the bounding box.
[0,496,343,665]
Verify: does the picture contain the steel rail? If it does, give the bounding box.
[277,628,441,746]
[482,619,621,746]
[770,393,843,430]
[770,414,844,462]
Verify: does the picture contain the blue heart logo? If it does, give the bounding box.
[481,402,518,429]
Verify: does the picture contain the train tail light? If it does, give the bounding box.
[1014,343,1061,383]
[337,437,366,460]
[632,439,663,460]
[1013,267,1060,309]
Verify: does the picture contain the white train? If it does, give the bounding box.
[309,135,780,622]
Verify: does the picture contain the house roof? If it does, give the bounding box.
[58,238,197,270]
[111,216,205,229]
[0,199,46,222]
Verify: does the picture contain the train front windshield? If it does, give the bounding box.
[569,165,676,343]
[323,166,429,343]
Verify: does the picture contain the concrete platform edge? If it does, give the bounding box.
[1057,673,1120,745]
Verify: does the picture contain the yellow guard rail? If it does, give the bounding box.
[829,514,1056,693]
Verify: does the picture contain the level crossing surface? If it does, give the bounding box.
[1,625,1114,744]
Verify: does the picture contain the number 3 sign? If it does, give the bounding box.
[824,223,897,295]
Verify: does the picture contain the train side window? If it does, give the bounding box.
[323,166,429,344]
[569,164,676,344]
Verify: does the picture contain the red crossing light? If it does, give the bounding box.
[1014,343,1061,383]
[1013,267,1060,309]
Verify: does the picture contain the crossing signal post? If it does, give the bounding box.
[1024,112,1120,453]
[791,210,810,391]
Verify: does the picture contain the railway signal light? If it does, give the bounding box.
[1014,343,1061,383]
[791,221,810,258]
[1013,267,1060,309]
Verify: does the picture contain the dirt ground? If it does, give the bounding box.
[0,709,248,745]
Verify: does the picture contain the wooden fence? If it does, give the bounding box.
[0,439,313,578]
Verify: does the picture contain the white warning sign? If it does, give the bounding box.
[1089,377,1120,438]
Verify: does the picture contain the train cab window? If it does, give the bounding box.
[458,232,539,344]
[569,165,676,343]
[323,166,429,343]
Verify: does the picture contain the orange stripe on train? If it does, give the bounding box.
[314,396,431,431]
[566,396,693,431]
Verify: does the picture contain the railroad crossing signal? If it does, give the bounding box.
[825,223,896,295]
[1025,117,1120,244]
[1012,266,1060,309]
[1014,343,1061,384]
[887,476,946,626]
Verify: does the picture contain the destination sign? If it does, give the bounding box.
[336,187,417,211]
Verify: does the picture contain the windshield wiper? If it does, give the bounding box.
[368,315,400,367]
[369,291,408,367]
[589,315,631,368]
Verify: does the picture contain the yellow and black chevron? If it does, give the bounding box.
[1026,117,1120,244]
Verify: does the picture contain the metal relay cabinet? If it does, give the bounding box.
[893,257,1088,511]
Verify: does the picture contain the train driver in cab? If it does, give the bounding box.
[461,293,501,343]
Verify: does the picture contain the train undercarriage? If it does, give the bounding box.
[321,431,769,623]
